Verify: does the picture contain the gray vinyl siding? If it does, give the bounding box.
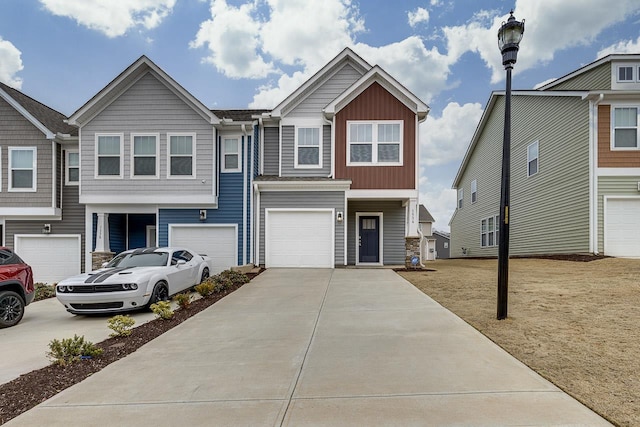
[0,97,54,207]
[5,185,86,272]
[281,125,331,177]
[80,72,214,196]
[547,63,611,91]
[597,175,640,254]
[347,200,405,265]
[263,127,279,175]
[287,64,364,117]
[451,94,590,257]
[258,191,345,266]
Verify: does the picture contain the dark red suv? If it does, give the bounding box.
[0,247,35,328]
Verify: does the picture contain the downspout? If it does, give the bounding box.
[241,124,249,265]
[590,93,604,255]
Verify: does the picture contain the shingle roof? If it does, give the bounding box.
[419,205,435,223]
[0,82,77,136]
[211,109,270,122]
[255,175,348,182]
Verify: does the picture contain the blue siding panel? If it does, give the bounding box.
[128,214,155,249]
[109,214,126,254]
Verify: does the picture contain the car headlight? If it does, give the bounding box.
[122,283,138,291]
[58,285,67,293]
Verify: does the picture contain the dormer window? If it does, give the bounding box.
[618,66,634,82]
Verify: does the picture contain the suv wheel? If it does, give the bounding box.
[0,290,25,328]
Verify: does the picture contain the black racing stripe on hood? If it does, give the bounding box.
[85,267,132,284]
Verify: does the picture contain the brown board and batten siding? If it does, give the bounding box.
[334,82,415,189]
[598,104,640,167]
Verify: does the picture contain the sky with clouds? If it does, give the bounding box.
[2,0,640,230]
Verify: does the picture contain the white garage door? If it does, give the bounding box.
[266,209,334,268]
[605,198,640,257]
[15,235,81,283]
[169,225,237,274]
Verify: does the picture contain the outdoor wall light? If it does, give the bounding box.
[199,210,207,221]
[42,224,51,234]
[336,211,344,223]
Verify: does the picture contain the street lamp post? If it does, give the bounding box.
[497,11,524,320]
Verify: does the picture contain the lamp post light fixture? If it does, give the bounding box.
[497,11,524,320]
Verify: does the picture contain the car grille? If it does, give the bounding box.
[70,302,124,310]
[66,284,128,293]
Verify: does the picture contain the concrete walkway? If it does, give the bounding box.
[7,269,610,426]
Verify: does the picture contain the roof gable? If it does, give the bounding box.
[0,82,76,138]
[68,56,218,126]
[269,48,371,118]
[538,54,640,91]
[419,205,435,223]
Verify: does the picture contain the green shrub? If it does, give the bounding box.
[219,270,250,285]
[34,283,56,301]
[107,315,135,337]
[150,301,174,320]
[173,292,192,309]
[47,335,103,366]
[194,281,215,297]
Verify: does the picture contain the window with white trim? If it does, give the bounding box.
[612,107,639,149]
[457,188,463,209]
[131,134,158,178]
[221,137,241,172]
[96,134,122,177]
[527,141,539,177]
[471,179,477,203]
[481,215,500,248]
[9,147,36,191]
[295,127,321,168]
[66,150,79,185]
[168,134,195,177]
[617,66,634,82]
[347,121,402,165]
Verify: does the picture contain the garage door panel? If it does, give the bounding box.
[266,210,333,268]
[606,199,640,257]
[169,225,237,275]
[15,235,81,283]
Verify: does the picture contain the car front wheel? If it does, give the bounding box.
[200,268,210,284]
[147,281,169,308]
[0,290,25,328]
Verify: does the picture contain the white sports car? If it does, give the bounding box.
[56,247,212,315]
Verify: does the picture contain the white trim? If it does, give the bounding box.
[167,132,197,179]
[346,120,403,166]
[597,168,640,176]
[355,212,383,266]
[146,225,157,247]
[168,223,238,266]
[603,195,640,257]
[254,188,261,266]
[8,146,37,192]
[0,87,56,138]
[0,207,62,219]
[616,65,635,83]
[257,180,351,192]
[221,136,242,173]
[346,189,416,199]
[0,147,2,192]
[264,208,335,268]
[242,133,248,264]
[65,149,79,186]
[331,116,336,178]
[480,215,499,248]
[130,133,160,179]
[95,133,124,179]
[527,140,539,177]
[294,125,323,169]
[79,194,217,205]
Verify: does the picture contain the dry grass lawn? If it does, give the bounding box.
[399,258,640,427]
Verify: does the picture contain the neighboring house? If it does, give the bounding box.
[67,56,266,273]
[0,82,83,283]
[433,230,450,259]
[253,48,429,267]
[451,54,640,258]
[418,204,436,261]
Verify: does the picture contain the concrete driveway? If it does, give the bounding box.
[0,297,156,384]
[7,269,609,426]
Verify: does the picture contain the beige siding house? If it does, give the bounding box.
[451,54,640,258]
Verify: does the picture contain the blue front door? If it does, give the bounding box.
[359,216,379,263]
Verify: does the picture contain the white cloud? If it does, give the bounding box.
[408,7,429,28]
[39,0,176,38]
[598,36,640,58]
[420,102,483,167]
[191,0,276,79]
[419,176,456,232]
[0,37,23,89]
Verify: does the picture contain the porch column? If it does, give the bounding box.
[405,198,421,268]
[95,213,110,252]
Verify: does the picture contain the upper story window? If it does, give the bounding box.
[617,66,634,82]
[168,134,195,178]
[96,134,123,178]
[131,134,159,178]
[9,147,36,191]
[527,141,539,176]
[471,179,477,203]
[66,150,79,185]
[612,107,639,149]
[295,127,321,168]
[347,121,403,166]
[457,188,463,209]
[222,137,241,172]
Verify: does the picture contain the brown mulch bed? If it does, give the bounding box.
[0,272,260,425]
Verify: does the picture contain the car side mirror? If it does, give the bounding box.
[101,262,108,268]
[176,259,186,267]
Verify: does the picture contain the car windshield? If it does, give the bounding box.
[105,252,169,268]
